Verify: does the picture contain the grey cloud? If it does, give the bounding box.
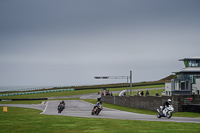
[0,0,200,86]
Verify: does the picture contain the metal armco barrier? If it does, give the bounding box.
[0,88,75,97]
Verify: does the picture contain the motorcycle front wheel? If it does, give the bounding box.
[91,110,95,115]
[96,109,100,115]
[166,112,172,119]
[157,112,161,118]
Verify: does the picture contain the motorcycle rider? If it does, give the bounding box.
[93,100,103,111]
[161,99,171,113]
[61,100,65,109]
[58,101,65,110]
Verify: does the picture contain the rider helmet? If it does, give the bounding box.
[167,99,171,103]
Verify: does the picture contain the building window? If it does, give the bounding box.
[177,74,184,79]
[186,80,190,90]
[188,60,199,67]
[198,61,200,67]
[189,75,194,83]
[177,74,200,84]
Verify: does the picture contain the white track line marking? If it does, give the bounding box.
[40,101,49,114]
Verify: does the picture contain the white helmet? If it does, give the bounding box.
[168,99,171,103]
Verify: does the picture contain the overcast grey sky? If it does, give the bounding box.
[0,0,200,86]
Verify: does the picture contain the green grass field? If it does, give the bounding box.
[1,84,200,132]
[0,107,200,133]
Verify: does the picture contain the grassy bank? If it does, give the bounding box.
[0,107,200,133]
[0,84,164,99]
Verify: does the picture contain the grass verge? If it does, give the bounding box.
[0,107,200,133]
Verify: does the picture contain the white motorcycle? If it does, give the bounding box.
[157,105,174,119]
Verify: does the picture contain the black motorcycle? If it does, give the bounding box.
[58,104,65,113]
[91,104,103,115]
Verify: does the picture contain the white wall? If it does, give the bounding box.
[165,82,171,91]
[192,79,200,94]
[164,82,172,96]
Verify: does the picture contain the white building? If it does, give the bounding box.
[164,57,200,95]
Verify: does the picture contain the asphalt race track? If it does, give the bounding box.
[41,100,200,123]
[1,88,200,123]
[1,99,200,123]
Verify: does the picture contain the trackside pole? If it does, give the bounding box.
[127,76,129,95]
[130,71,132,96]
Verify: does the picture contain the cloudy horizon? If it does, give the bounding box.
[0,0,200,86]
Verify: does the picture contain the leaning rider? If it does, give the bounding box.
[58,102,62,110]
[58,101,65,110]
[162,99,171,112]
[61,100,65,109]
[93,100,103,111]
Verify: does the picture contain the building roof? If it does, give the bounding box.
[173,67,200,73]
[179,56,200,61]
